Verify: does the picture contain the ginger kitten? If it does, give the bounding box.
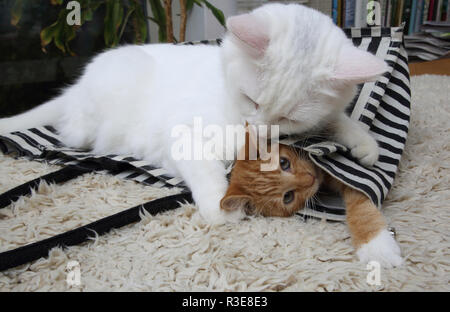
[221,143,403,268]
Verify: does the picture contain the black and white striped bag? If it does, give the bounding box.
[0,26,410,270]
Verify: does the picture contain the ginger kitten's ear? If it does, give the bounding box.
[226,14,270,57]
[220,185,252,212]
[220,195,252,212]
[332,45,389,84]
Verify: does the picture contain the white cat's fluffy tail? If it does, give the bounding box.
[0,98,62,134]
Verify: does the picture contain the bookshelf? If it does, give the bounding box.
[330,1,450,62]
[236,0,449,61]
[330,1,449,30]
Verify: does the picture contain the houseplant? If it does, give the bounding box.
[11,0,226,55]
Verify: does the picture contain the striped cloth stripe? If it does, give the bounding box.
[0,26,410,222]
[0,126,189,191]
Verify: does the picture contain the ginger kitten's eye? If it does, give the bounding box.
[280,157,290,171]
[283,190,295,204]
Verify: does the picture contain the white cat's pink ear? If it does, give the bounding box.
[332,46,389,84]
[227,14,269,57]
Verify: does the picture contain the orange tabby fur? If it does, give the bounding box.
[221,142,386,248]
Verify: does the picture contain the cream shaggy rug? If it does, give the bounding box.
[0,74,449,292]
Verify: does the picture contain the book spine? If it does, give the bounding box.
[447,0,450,21]
[355,0,363,27]
[338,0,342,27]
[428,0,435,20]
[381,0,387,26]
[386,0,392,26]
[332,0,339,24]
[409,0,417,34]
[414,0,424,33]
[390,0,397,25]
[403,0,412,33]
[397,0,405,25]
[344,0,356,27]
[441,0,448,20]
[431,0,438,19]
[341,0,346,27]
[357,0,368,27]
[436,0,443,20]
[424,0,431,22]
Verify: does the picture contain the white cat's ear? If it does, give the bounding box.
[332,45,389,84]
[227,14,269,57]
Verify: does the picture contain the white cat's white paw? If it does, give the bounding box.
[350,135,379,167]
[356,229,403,268]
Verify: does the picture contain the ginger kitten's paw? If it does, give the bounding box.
[356,229,403,268]
[350,135,379,167]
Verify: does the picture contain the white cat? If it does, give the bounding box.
[0,4,387,224]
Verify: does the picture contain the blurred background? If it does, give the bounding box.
[1,0,448,117]
[0,0,330,117]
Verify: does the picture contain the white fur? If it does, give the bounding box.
[0,4,386,223]
[357,229,403,268]
[333,114,380,166]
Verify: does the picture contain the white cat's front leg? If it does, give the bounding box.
[175,159,245,224]
[333,113,379,166]
[356,229,403,268]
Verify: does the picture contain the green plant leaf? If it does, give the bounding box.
[40,9,67,53]
[54,29,66,53]
[119,6,135,42]
[104,1,124,47]
[148,0,167,42]
[11,0,24,26]
[112,1,124,46]
[202,0,225,27]
[193,0,225,27]
[186,0,194,12]
[81,0,103,23]
[64,21,78,55]
[133,3,148,44]
[40,22,59,51]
